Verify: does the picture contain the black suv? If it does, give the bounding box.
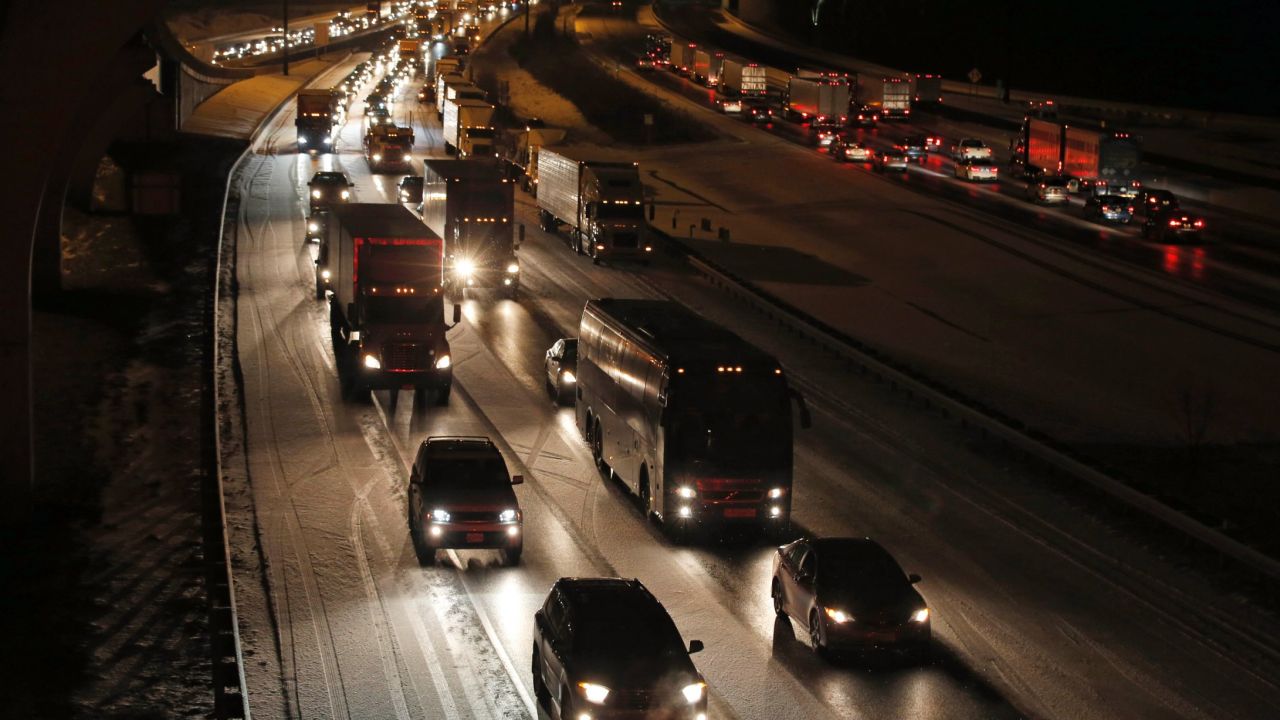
[408,437,524,565]
[533,578,708,719]
[308,171,353,212]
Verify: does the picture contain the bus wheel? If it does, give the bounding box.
[638,470,652,519]
[591,421,607,475]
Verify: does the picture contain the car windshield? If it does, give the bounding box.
[667,376,790,470]
[817,543,907,588]
[961,139,983,147]
[426,456,510,492]
[596,202,642,220]
[573,605,684,659]
[312,173,347,185]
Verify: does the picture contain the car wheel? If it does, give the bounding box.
[771,580,786,618]
[532,647,550,705]
[809,609,828,658]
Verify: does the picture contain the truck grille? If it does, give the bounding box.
[383,342,429,371]
[612,231,639,249]
[384,147,404,161]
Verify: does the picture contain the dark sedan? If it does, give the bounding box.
[772,537,930,659]
[1143,208,1205,243]
[1084,194,1134,224]
[398,175,424,204]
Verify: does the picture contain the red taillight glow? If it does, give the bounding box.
[1169,219,1181,227]
[1194,220,1204,228]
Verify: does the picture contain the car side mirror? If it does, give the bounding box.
[687,640,704,655]
[511,474,524,485]
[908,573,922,584]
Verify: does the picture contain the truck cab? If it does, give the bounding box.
[581,165,650,265]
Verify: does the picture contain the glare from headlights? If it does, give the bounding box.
[340,189,351,199]
[431,508,450,523]
[681,682,706,704]
[578,682,609,704]
[456,258,476,277]
[311,189,322,198]
[435,354,451,369]
[506,262,519,274]
[912,608,930,623]
[824,607,854,624]
[363,354,381,369]
[677,486,696,498]
[499,509,517,522]
[561,370,576,384]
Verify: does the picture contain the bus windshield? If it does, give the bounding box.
[667,375,790,471]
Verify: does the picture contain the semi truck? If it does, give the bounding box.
[442,97,496,157]
[575,298,811,539]
[437,74,484,117]
[693,48,723,86]
[669,36,697,75]
[421,159,520,297]
[364,124,414,172]
[296,88,338,152]
[505,126,568,191]
[1012,118,1141,189]
[536,148,651,264]
[912,73,943,105]
[855,75,911,120]
[719,56,767,97]
[785,71,850,123]
[317,203,462,404]
[431,56,462,87]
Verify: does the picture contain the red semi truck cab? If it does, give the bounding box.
[322,204,461,403]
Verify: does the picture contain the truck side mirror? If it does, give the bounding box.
[452,303,462,325]
[511,474,524,485]
[516,224,524,249]
[687,640,704,655]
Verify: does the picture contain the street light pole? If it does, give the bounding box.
[282,0,289,76]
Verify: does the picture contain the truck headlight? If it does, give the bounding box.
[340,189,351,199]
[505,262,519,274]
[578,683,609,705]
[431,508,451,523]
[311,189,322,198]
[768,487,786,499]
[681,682,706,704]
[677,486,696,499]
[498,509,517,522]
[456,259,476,278]
[435,354,451,369]
[912,608,930,623]
[363,354,381,369]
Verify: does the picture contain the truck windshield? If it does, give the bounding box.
[667,376,790,471]
[596,203,642,220]
[364,295,443,324]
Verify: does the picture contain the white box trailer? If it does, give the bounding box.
[786,71,851,123]
[535,147,651,264]
[719,56,767,97]
[442,97,496,156]
[669,35,697,75]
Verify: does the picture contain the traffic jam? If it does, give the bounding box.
[633,33,1209,246]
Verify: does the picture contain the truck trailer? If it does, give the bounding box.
[669,36,697,76]
[535,148,651,264]
[317,204,461,403]
[719,56,767,97]
[296,88,338,152]
[506,126,568,191]
[786,71,850,123]
[693,48,724,86]
[421,159,520,297]
[1013,118,1141,189]
[442,97,496,157]
[855,75,911,120]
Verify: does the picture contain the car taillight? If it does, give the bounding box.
[1193,219,1204,228]
[1128,207,1135,213]
[1169,219,1181,227]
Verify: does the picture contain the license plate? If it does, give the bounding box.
[724,508,757,519]
[466,533,485,543]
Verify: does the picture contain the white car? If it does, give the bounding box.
[955,158,999,182]
[952,138,993,161]
[834,137,875,163]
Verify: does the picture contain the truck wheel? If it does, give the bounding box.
[434,384,452,406]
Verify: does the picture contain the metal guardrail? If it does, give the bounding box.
[657,230,1280,584]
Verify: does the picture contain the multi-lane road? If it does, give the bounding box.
[219,16,1280,720]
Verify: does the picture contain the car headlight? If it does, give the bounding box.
[372,153,382,162]
[578,682,610,705]
[561,370,576,384]
[431,508,451,523]
[912,608,930,623]
[320,269,331,280]
[311,189,322,198]
[455,259,476,278]
[323,136,332,145]
[681,682,706,704]
[505,262,519,274]
[308,221,319,233]
[363,354,381,369]
[768,487,786,499]
[340,189,351,199]
[824,607,854,624]
[677,486,696,499]
[498,509,517,522]
[404,154,412,162]
[298,136,308,145]
[435,354,451,369]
